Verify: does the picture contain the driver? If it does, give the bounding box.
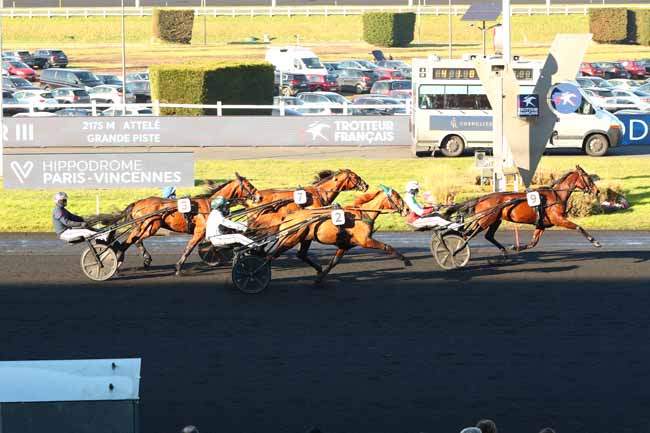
[205,196,255,247]
[404,181,457,230]
[52,192,96,242]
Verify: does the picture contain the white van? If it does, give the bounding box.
[265,46,327,79]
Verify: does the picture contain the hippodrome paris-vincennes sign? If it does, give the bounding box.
[3,153,195,190]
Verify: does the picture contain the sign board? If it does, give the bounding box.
[3,117,409,148]
[293,189,307,205]
[0,359,141,403]
[331,209,345,226]
[474,151,493,168]
[3,152,194,190]
[177,198,192,213]
[549,83,583,115]
[526,191,541,207]
[615,112,650,145]
[517,94,540,117]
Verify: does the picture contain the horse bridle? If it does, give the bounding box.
[237,177,259,202]
[382,188,404,214]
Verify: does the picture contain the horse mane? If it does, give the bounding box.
[312,169,335,184]
[352,190,381,207]
[550,170,575,188]
[194,180,230,198]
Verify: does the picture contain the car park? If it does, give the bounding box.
[274,71,310,96]
[2,60,37,81]
[336,68,376,94]
[265,46,327,80]
[273,96,305,107]
[40,68,103,90]
[2,76,39,91]
[55,108,93,117]
[370,79,412,97]
[3,50,35,67]
[126,71,149,81]
[89,85,136,104]
[595,62,630,79]
[307,74,339,92]
[322,62,341,76]
[579,62,604,77]
[576,77,612,89]
[32,49,68,69]
[375,60,412,79]
[2,90,25,115]
[12,89,58,111]
[296,91,348,115]
[97,74,123,85]
[126,80,151,103]
[590,88,650,112]
[51,87,91,104]
[607,79,641,89]
[618,59,648,79]
[271,107,304,116]
[338,59,402,80]
[101,107,153,116]
[351,95,407,115]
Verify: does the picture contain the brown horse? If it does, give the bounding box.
[445,165,601,259]
[108,174,262,275]
[268,185,411,283]
[247,169,369,232]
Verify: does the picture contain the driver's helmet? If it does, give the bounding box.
[53,192,68,207]
[405,181,420,194]
[211,196,227,210]
[162,186,176,199]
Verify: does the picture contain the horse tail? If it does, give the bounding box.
[443,197,480,218]
[87,202,135,227]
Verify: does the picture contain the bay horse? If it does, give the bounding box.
[247,169,369,231]
[267,185,411,283]
[105,174,262,275]
[444,165,602,259]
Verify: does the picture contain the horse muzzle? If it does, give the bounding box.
[357,181,370,192]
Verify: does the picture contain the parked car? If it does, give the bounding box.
[2,61,37,81]
[13,111,57,117]
[307,74,339,92]
[274,71,310,96]
[89,85,136,104]
[97,74,123,85]
[576,77,613,89]
[296,91,348,115]
[2,76,40,91]
[3,50,35,67]
[12,89,58,111]
[273,96,305,107]
[55,108,93,117]
[271,107,304,116]
[618,59,648,79]
[126,71,149,81]
[583,88,615,106]
[2,90,25,115]
[322,62,342,76]
[592,89,650,112]
[101,107,153,116]
[336,68,376,94]
[607,79,641,89]
[40,68,103,90]
[1,55,21,63]
[338,59,402,80]
[579,62,604,78]
[51,87,91,104]
[370,79,412,97]
[126,80,151,103]
[595,62,630,79]
[375,60,412,79]
[31,49,68,69]
[351,95,407,116]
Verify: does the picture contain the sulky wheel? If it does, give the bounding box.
[80,244,118,281]
[198,241,234,267]
[430,233,471,270]
[231,255,271,294]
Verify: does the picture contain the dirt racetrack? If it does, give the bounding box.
[1,232,649,433]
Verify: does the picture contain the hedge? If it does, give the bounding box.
[362,12,415,47]
[632,9,650,46]
[149,62,275,116]
[589,8,628,43]
[152,8,194,44]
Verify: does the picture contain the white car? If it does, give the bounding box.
[577,77,613,89]
[12,89,58,111]
[101,107,152,116]
[89,85,136,104]
[606,79,641,90]
[296,91,349,115]
[591,88,650,112]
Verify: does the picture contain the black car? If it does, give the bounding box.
[274,71,310,96]
[40,68,103,90]
[55,108,93,117]
[127,80,151,103]
[31,49,68,69]
[3,50,35,67]
[336,68,376,94]
[2,90,25,115]
[595,62,630,79]
[2,76,40,91]
[97,74,123,85]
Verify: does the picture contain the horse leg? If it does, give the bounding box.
[515,228,545,251]
[315,248,348,284]
[116,228,141,269]
[175,231,204,276]
[484,219,507,255]
[135,241,152,269]
[296,239,322,274]
[553,217,602,248]
[360,237,412,267]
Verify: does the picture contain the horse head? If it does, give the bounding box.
[574,165,599,195]
[235,174,263,203]
[379,184,408,216]
[338,168,369,192]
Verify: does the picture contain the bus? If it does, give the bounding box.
[411,55,623,157]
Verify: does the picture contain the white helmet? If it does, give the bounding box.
[53,192,68,204]
[405,181,420,193]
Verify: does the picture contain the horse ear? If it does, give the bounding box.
[235,172,242,180]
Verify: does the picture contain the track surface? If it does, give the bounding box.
[1,231,649,433]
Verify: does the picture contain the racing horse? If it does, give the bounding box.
[103,174,262,275]
[444,165,601,260]
[247,169,369,231]
[266,185,411,283]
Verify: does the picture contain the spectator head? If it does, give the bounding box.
[476,419,498,433]
[460,428,482,433]
[181,426,199,433]
[538,428,556,433]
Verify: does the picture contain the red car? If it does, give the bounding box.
[618,59,648,79]
[2,60,37,81]
[374,68,403,81]
[308,74,339,92]
[370,79,412,97]
[580,62,604,78]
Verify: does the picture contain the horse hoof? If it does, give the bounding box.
[403,259,413,267]
[593,241,602,248]
[508,244,519,252]
[143,260,152,270]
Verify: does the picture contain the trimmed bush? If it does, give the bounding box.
[152,8,194,44]
[589,8,628,43]
[362,12,415,47]
[632,9,650,46]
[150,62,275,116]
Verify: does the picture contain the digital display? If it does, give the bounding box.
[430,67,534,81]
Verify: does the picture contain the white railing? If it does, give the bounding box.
[5,100,412,117]
[1,4,644,18]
